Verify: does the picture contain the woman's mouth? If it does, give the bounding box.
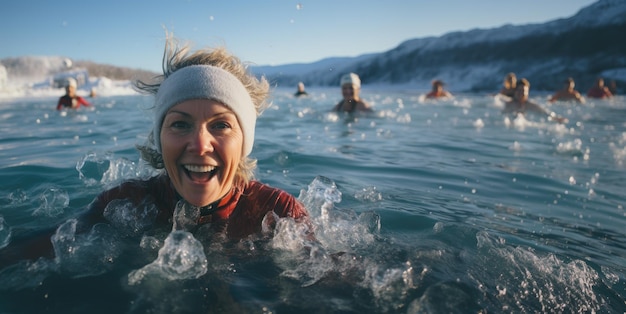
[183,164,218,183]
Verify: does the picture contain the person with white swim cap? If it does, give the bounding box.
[294,81,308,97]
[56,77,92,110]
[332,72,373,113]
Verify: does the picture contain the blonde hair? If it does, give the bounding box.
[518,78,530,88]
[504,72,517,89]
[134,35,271,185]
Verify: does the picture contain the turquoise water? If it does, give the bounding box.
[0,88,625,313]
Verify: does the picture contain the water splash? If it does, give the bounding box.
[76,151,156,187]
[473,118,485,129]
[0,258,55,290]
[0,216,11,249]
[269,175,414,310]
[76,151,111,186]
[472,231,602,312]
[8,189,27,204]
[33,186,69,217]
[103,198,158,236]
[172,200,200,232]
[51,219,121,278]
[297,175,342,218]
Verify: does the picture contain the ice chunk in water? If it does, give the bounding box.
[128,230,207,284]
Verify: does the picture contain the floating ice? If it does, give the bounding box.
[128,230,207,284]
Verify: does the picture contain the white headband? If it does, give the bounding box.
[66,77,77,88]
[154,65,256,156]
[340,73,361,88]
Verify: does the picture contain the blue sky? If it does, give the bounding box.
[1,0,597,72]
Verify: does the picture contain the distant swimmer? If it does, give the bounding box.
[549,77,585,104]
[498,72,517,98]
[294,82,308,97]
[587,78,613,99]
[586,77,613,99]
[332,73,373,113]
[56,78,92,110]
[502,78,568,124]
[425,79,453,99]
[608,80,618,95]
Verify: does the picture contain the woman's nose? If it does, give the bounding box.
[188,127,214,155]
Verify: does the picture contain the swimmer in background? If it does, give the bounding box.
[586,77,613,99]
[425,79,453,99]
[498,72,517,99]
[294,82,308,97]
[332,73,373,113]
[502,78,568,124]
[549,77,585,104]
[608,80,618,95]
[56,78,92,110]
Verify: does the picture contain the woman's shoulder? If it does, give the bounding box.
[95,174,170,205]
[242,181,307,218]
[242,180,288,196]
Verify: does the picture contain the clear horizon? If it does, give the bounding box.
[1,0,597,72]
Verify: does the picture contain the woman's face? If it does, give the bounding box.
[160,99,243,207]
[341,84,358,101]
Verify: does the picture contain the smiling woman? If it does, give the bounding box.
[0,35,311,267]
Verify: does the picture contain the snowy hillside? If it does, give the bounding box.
[252,0,626,92]
[0,56,154,99]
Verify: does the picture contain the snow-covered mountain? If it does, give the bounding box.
[252,0,626,92]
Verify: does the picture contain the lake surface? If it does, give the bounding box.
[0,87,625,313]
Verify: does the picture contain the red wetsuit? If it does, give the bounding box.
[57,95,91,110]
[0,174,309,267]
[586,87,612,99]
[84,174,309,239]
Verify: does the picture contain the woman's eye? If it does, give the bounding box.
[212,121,231,130]
[170,121,191,129]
